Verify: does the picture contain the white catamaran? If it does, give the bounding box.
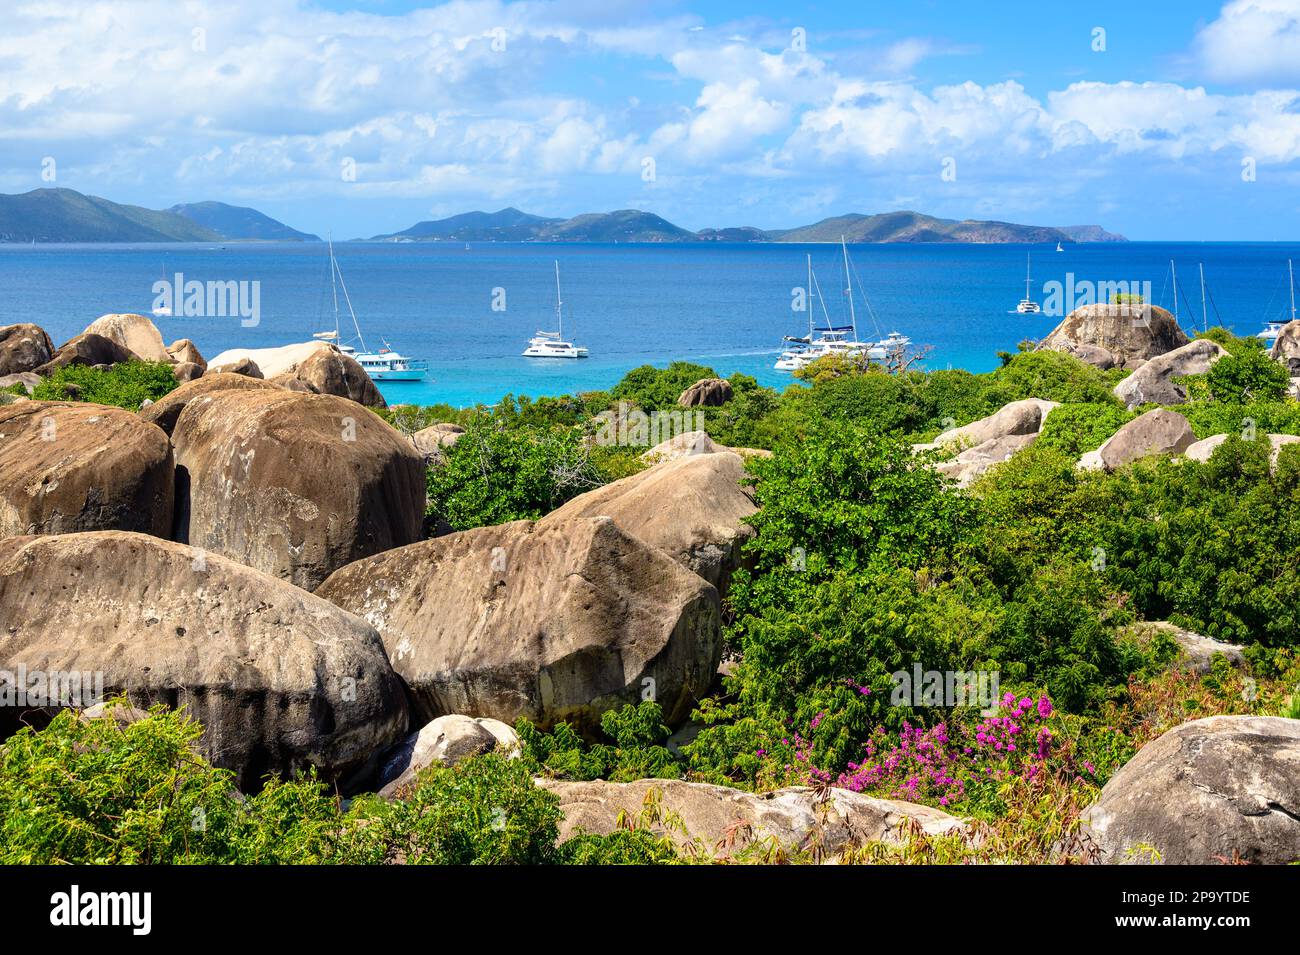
[315,237,428,381]
[774,238,910,370]
[1015,253,1040,313]
[1258,259,1297,343]
[523,261,588,358]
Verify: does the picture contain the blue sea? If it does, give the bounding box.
[2,240,1296,407]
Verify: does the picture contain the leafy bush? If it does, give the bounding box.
[1203,346,1290,402]
[1035,402,1134,457]
[517,701,683,782]
[426,418,602,531]
[610,361,720,410]
[31,360,178,410]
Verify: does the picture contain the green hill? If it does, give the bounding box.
[0,189,222,243]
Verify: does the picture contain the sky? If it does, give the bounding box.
[3,0,1300,239]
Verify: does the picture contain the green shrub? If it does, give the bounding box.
[31,360,178,410]
[517,701,682,783]
[1203,346,1290,402]
[1036,403,1135,457]
[610,361,719,411]
[426,418,602,530]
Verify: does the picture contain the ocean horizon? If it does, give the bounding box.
[4,239,1296,407]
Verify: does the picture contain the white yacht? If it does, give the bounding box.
[1258,259,1297,342]
[1015,253,1040,313]
[316,237,428,382]
[523,261,588,359]
[868,331,913,360]
[1055,242,1064,253]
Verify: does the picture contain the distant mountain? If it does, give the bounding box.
[1059,224,1127,243]
[168,201,319,241]
[372,207,561,242]
[0,188,221,243]
[369,207,696,243]
[369,206,1125,245]
[769,211,1116,244]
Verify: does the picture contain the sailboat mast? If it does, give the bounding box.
[841,235,857,339]
[1199,263,1208,333]
[806,254,814,340]
[1171,260,1178,322]
[331,244,367,353]
[554,260,563,339]
[328,232,340,339]
[1290,259,1296,323]
[1025,253,1033,300]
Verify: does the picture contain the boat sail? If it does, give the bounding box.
[1258,259,1297,343]
[522,261,589,358]
[315,236,428,381]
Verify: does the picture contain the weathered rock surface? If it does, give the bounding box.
[409,422,465,463]
[1037,302,1188,362]
[35,333,136,374]
[171,389,425,590]
[934,432,1039,488]
[927,398,1058,450]
[0,531,409,790]
[0,324,55,376]
[207,356,263,379]
[640,430,771,464]
[539,451,757,593]
[1112,339,1227,409]
[274,348,386,409]
[166,338,207,371]
[206,341,331,380]
[1271,319,1300,375]
[678,377,733,407]
[83,313,169,362]
[1078,408,1196,471]
[0,402,173,538]
[1123,621,1245,673]
[0,372,41,395]
[1269,432,1300,467]
[138,372,280,436]
[1082,716,1300,865]
[539,778,965,861]
[316,515,722,731]
[172,361,204,383]
[1044,341,1117,370]
[377,714,520,797]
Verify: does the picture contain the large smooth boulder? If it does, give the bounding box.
[275,348,386,409]
[171,389,425,590]
[207,356,263,379]
[316,515,722,732]
[926,398,1058,450]
[934,432,1038,488]
[1078,408,1196,471]
[206,341,331,380]
[0,323,55,376]
[409,423,464,464]
[539,778,965,861]
[138,372,280,436]
[376,714,520,797]
[0,372,41,395]
[172,361,203,383]
[1185,432,1300,471]
[1082,716,1300,865]
[83,313,169,362]
[0,531,409,790]
[1271,319,1300,375]
[166,338,207,371]
[1038,302,1188,363]
[1112,339,1227,409]
[34,333,136,374]
[678,377,733,407]
[539,451,757,593]
[0,402,173,538]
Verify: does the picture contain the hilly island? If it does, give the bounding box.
[0,188,1125,244]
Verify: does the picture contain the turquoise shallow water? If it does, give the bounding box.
[2,240,1296,407]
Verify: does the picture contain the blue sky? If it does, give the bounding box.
[2,0,1299,239]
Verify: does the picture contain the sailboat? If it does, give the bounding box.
[1258,259,1297,342]
[152,262,172,317]
[775,255,822,370]
[1015,253,1040,313]
[314,236,428,381]
[522,261,589,358]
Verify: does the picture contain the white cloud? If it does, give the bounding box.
[1194,0,1300,84]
